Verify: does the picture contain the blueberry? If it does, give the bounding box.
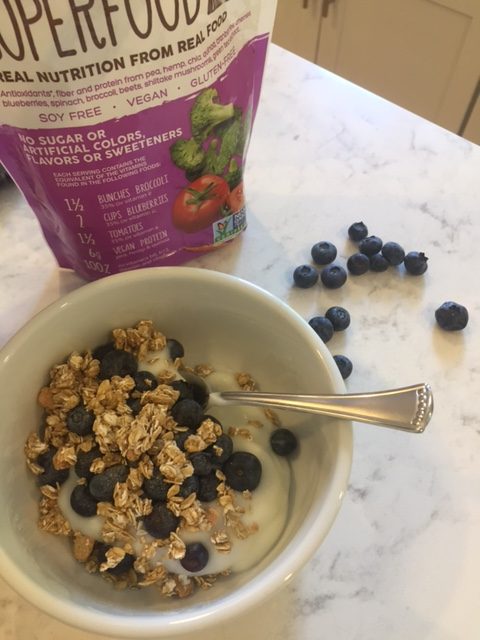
[99,349,138,379]
[348,221,368,242]
[381,241,405,266]
[179,475,199,498]
[133,371,158,392]
[325,306,350,331]
[311,241,337,266]
[174,429,194,452]
[359,235,383,256]
[190,452,213,476]
[223,452,262,492]
[308,316,334,343]
[404,251,428,275]
[188,381,209,409]
[333,354,353,379]
[91,541,110,564]
[167,338,185,360]
[197,472,220,502]
[435,301,469,331]
[107,552,135,576]
[369,253,390,272]
[180,542,209,573]
[127,397,142,416]
[75,447,101,479]
[171,399,204,429]
[270,428,298,456]
[90,543,135,575]
[203,414,223,429]
[70,484,98,517]
[347,253,369,275]
[209,433,233,466]
[293,264,318,289]
[170,380,195,402]
[143,504,179,539]
[89,464,128,502]
[66,405,95,436]
[37,448,69,486]
[320,264,347,289]
[143,470,169,502]
[92,342,114,361]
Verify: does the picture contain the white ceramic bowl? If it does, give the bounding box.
[0,267,352,638]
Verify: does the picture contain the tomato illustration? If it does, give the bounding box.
[172,175,229,233]
[227,182,245,212]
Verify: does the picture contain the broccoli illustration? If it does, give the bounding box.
[225,158,242,190]
[169,138,206,173]
[190,88,235,143]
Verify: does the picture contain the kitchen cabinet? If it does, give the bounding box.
[272,0,480,140]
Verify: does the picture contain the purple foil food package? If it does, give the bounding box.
[0,1,277,280]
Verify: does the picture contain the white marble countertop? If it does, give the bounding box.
[1,44,480,639]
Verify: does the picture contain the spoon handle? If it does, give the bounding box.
[214,383,433,432]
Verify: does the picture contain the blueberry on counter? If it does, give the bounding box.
[223,452,262,491]
[369,253,390,272]
[348,221,368,242]
[333,354,353,379]
[70,484,98,517]
[404,251,428,275]
[167,338,185,360]
[293,264,318,288]
[98,348,138,379]
[89,464,128,502]
[435,301,469,331]
[308,316,334,343]
[270,428,298,456]
[325,306,351,331]
[320,264,347,289]
[143,504,180,539]
[381,241,405,266]
[347,253,369,275]
[311,241,337,265]
[171,399,204,429]
[358,235,383,256]
[180,542,209,573]
[66,405,95,436]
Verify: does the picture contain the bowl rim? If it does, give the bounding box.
[0,267,353,637]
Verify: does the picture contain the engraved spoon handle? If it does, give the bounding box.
[211,383,433,433]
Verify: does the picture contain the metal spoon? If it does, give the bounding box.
[182,372,433,433]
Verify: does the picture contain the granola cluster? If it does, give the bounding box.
[24,320,260,597]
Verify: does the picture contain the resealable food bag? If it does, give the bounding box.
[0,1,277,280]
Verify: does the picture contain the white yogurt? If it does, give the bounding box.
[58,362,291,576]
